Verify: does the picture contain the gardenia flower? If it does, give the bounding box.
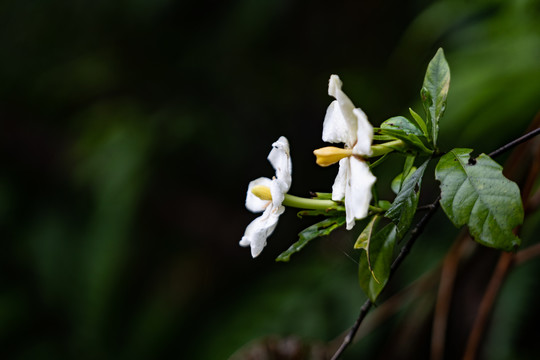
[240,136,292,257]
[313,75,376,230]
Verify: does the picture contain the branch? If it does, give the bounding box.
[330,195,441,360]
[330,127,540,359]
[487,127,540,158]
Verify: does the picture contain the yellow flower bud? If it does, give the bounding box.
[313,146,353,167]
[251,185,272,201]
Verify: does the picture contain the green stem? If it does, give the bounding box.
[283,193,384,213]
[283,194,337,210]
[369,139,407,157]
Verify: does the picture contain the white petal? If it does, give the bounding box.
[344,157,377,230]
[267,136,292,189]
[245,177,273,213]
[331,158,350,201]
[270,178,287,208]
[352,108,373,156]
[240,204,285,257]
[322,75,358,147]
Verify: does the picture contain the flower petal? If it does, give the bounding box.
[352,108,373,156]
[331,158,350,201]
[267,136,292,189]
[240,204,285,257]
[322,75,358,147]
[246,177,273,213]
[270,178,287,208]
[344,157,377,230]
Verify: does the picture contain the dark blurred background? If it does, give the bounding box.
[1,0,540,359]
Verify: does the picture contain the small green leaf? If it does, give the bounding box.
[355,215,382,283]
[381,116,423,136]
[386,160,429,238]
[276,217,346,262]
[435,149,523,251]
[354,215,380,250]
[377,200,391,211]
[421,48,450,146]
[369,153,389,169]
[391,166,417,194]
[403,154,416,180]
[409,107,428,137]
[379,117,433,154]
[373,134,396,141]
[358,223,398,302]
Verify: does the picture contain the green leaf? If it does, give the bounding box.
[354,215,380,250]
[381,116,423,136]
[276,217,346,262]
[385,160,429,238]
[391,166,417,195]
[358,223,397,302]
[409,107,428,137]
[379,117,433,154]
[435,149,523,251]
[421,48,450,146]
[373,134,396,141]
[369,153,389,169]
[355,215,382,283]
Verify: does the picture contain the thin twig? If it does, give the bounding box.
[330,195,441,360]
[330,127,540,359]
[487,127,540,158]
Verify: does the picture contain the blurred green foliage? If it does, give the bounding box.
[1,0,540,359]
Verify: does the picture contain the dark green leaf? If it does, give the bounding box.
[358,223,397,302]
[420,48,450,146]
[435,148,523,251]
[385,160,429,238]
[276,217,346,262]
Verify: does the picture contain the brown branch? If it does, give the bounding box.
[430,233,473,360]
[330,127,540,359]
[514,242,540,266]
[462,251,514,360]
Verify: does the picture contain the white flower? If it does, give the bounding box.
[314,75,376,230]
[240,136,292,257]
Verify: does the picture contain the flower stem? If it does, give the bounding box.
[283,194,338,210]
[283,193,384,214]
[369,140,407,157]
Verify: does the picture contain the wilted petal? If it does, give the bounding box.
[268,136,292,189]
[240,204,285,257]
[331,158,350,202]
[344,157,377,230]
[246,177,273,213]
[352,108,373,156]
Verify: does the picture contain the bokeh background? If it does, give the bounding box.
[1,0,540,359]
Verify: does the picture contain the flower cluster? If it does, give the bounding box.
[240,75,377,258]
